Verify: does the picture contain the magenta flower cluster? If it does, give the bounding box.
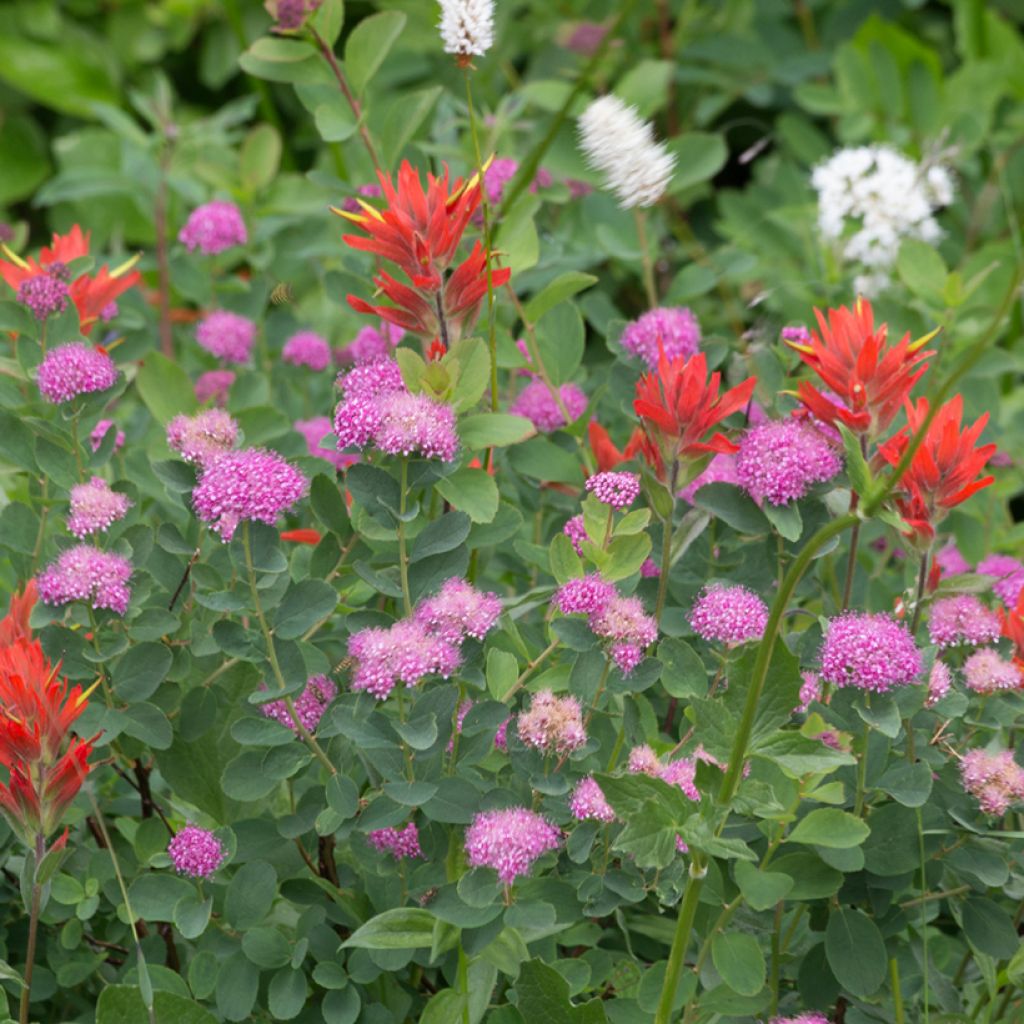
[619,306,701,369]
[464,807,561,884]
[517,690,586,755]
[18,273,69,321]
[167,826,227,878]
[978,554,1024,607]
[963,649,1021,695]
[628,744,700,801]
[926,661,952,707]
[282,331,332,371]
[585,471,640,510]
[336,321,403,364]
[334,357,458,461]
[770,1014,830,1024]
[569,776,616,823]
[195,369,235,406]
[196,310,256,364]
[678,453,739,504]
[736,419,842,505]
[90,419,125,454]
[819,612,922,693]
[67,477,132,538]
[961,749,1024,816]
[294,417,357,471]
[260,675,338,734]
[37,545,133,615]
[509,379,588,433]
[690,584,769,647]
[178,201,247,254]
[936,541,971,577]
[37,343,118,404]
[928,595,1001,649]
[191,447,308,541]
[564,514,588,555]
[368,822,422,860]
[414,577,503,643]
[167,409,239,467]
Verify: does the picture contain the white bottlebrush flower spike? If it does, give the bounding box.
[811,143,954,296]
[577,95,676,209]
[438,0,495,60]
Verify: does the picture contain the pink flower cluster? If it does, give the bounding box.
[191,447,308,541]
[67,477,132,538]
[90,419,125,454]
[928,595,1001,649]
[333,358,458,461]
[348,578,501,699]
[961,748,1024,816]
[628,744,700,801]
[770,1014,829,1024]
[37,545,132,615]
[796,671,821,713]
[569,776,616,823]
[736,419,842,506]
[195,369,235,406]
[564,515,588,555]
[678,453,739,504]
[168,826,226,878]
[926,661,952,707]
[963,649,1021,695]
[690,584,768,647]
[282,331,332,371]
[978,554,1024,607]
[37,343,118,404]
[517,690,586,755]
[19,273,69,321]
[368,822,422,860]
[294,417,357,471]
[178,201,247,254]
[936,540,970,577]
[464,807,561,884]
[196,310,256,364]
[509,378,588,432]
[260,675,338,734]
[819,612,922,693]
[585,471,640,510]
[620,306,701,369]
[336,321,403,364]
[167,409,239,467]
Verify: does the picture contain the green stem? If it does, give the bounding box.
[503,638,559,703]
[458,943,471,1024]
[854,716,871,817]
[653,857,705,1024]
[634,208,658,308]
[242,523,337,775]
[891,958,905,1024]
[19,834,44,1024]
[71,412,84,481]
[398,458,412,615]
[840,514,860,611]
[769,901,783,1017]
[910,548,930,637]
[654,462,679,625]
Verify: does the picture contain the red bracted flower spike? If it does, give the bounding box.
[786,298,937,437]
[633,350,756,472]
[588,422,647,473]
[0,226,141,335]
[280,528,322,546]
[0,580,36,646]
[878,394,997,545]
[1000,591,1024,665]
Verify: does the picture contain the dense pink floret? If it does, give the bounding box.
[464,807,561,884]
[368,822,422,860]
[928,595,1001,649]
[336,322,403,364]
[282,331,331,371]
[736,419,842,505]
[564,515,588,555]
[37,545,132,615]
[19,273,69,321]
[509,379,588,432]
[294,417,358,471]
[37,343,118,404]
[194,369,235,406]
[978,554,1024,606]
[569,776,616,823]
[168,826,226,878]
[963,648,1022,695]
[260,675,337,733]
[517,690,586,755]
[690,584,768,646]
[554,574,616,615]
[935,540,970,577]
[178,201,247,254]
[348,620,462,700]
[926,661,952,707]
[620,307,701,369]
[961,749,1024,816]
[67,477,132,538]
[90,419,125,454]
[167,409,239,467]
[585,471,640,510]
[196,310,256,364]
[819,612,922,693]
[678,453,740,504]
[413,577,502,643]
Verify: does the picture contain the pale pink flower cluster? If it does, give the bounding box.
[282,331,332,371]
[770,1014,830,1024]
[795,671,821,713]
[961,748,1024,816]
[168,826,227,878]
[37,545,133,615]
[619,307,701,369]
[563,515,588,556]
[690,584,768,647]
[167,409,239,468]
[67,477,132,538]
[640,558,660,578]
[517,690,586,755]
[585,471,640,510]
[294,418,358,472]
[935,540,970,577]
[368,822,422,860]
[195,369,235,406]
[926,661,952,707]
[509,379,588,433]
[178,201,247,254]
[963,648,1021,695]
[928,595,1001,649]
[678,453,740,504]
[415,577,503,643]
[335,322,403,364]
[569,776,616,823]
[628,744,700,801]
[90,419,125,454]
[464,807,561,884]
[196,310,256,364]
[260,675,338,734]
[37,343,118,404]
[978,554,1024,606]
[819,612,922,693]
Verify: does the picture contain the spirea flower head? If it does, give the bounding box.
[588,595,658,674]
[336,322,404,364]
[90,419,125,454]
[37,343,118,404]
[167,826,226,878]
[294,417,357,471]
[282,331,331,371]
[928,595,1001,649]
[569,776,616,823]
[796,671,821,713]
[978,554,1024,607]
[413,577,502,643]
[67,477,132,538]
[690,584,769,647]
[620,307,701,369]
[578,95,676,208]
[167,409,239,468]
[368,822,422,860]
[509,379,588,432]
[194,369,235,406]
[447,698,474,753]
[438,0,495,59]
[963,648,1021,695]
[627,744,661,776]
[678,453,740,504]
[100,301,118,321]
[464,807,561,885]
[260,675,337,734]
[494,718,510,752]
[517,690,586,755]
[640,558,660,578]
[926,660,952,707]
[819,612,922,693]
[736,419,842,506]
[564,515,587,556]
[37,545,132,615]
[375,391,460,461]
[178,201,247,255]
[627,745,699,800]
[483,157,518,205]
[191,447,308,542]
[554,574,616,615]
[770,1014,830,1024]
[196,310,256,364]
[936,540,971,577]
[348,620,461,700]
[585,471,641,510]
[960,748,1024,816]
[18,272,69,321]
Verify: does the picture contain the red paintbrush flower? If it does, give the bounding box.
[588,421,647,473]
[280,528,322,546]
[1000,591,1024,665]
[0,226,141,335]
[786,298,937,437]
[879,395,997,545]
[0,580,36,646]
[335,161,510,338]
[633,351,756,477]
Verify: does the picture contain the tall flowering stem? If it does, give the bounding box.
[653,270,1022,1024]
[398,458,413,615]
[241,523,337,776]
[634,208,658,308]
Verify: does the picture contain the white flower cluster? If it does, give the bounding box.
[438,0,494,59]
[811,144,954,296]
[577,95,676,209]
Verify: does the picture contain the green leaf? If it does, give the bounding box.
[711,933,766,997]
[273,580,337,639]
[603,533,652,581]
[0,112,50,206]
[613,802,679,869]
[658,639,707,698]
[877,760,933,807]
[838,423,872,497]
[825,908,887,998]
[119,703,173,750]
[343,908,436,950]
[113,642,173,703]
[412,511,471,562]
[136,352,197,424]
[897,238,947,302]
[447,337,491,412]
[128,875,194,923]
[310,0,345,46]
[269,968,308,1019]
[434,467,499,524]
[311,474,349,535]
[537,303,586,387]
[344,11,406,94]
[962,897,1019,959]
[244,37,316,62]
[240,124,281,193]
[314,102,357,142]
[787,809,870,849]
[549,533,582,585]
[523,272,598,324]
[512,959,609,1023]
[96,986,217,1024]
[174,893,213,942]
[752,731,856,778]
[762,501,802,542]
[225,861,277,929]
[487,649,519,701]
[668,132,728,192]
[326,775,359,820]
[460,413,536,449]
[693,482,767,535]
[734,860,793,911]
[616,59,674,117]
